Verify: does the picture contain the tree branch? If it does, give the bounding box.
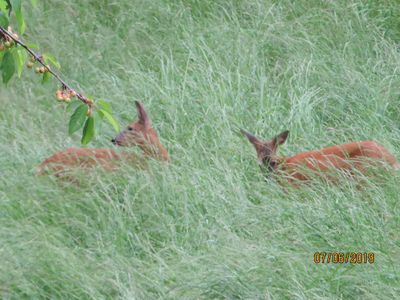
[0,25,93,107]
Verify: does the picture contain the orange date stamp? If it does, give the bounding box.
[313,252,375,264]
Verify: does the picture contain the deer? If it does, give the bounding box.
[241,129,400,186]
[37,101,169,177]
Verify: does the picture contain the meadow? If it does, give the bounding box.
[1,0,400,298]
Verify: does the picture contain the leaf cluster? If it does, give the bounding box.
[0,0,120,144]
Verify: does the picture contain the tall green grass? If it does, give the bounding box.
[1,0,399,298]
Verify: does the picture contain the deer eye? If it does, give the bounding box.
[128,127,133,131]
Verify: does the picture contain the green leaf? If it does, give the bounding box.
[12,48,26,77]
[1,51,15,84]
[0,0,10,12]
[30,0,37,7]
[97,99,112,113]
[42,70,50,83]
[68,104,87,135]
[0,1,7,12]
[0,11,9,26]
[67,99,82,112]
[5,0,11,10]
[96,109,104,119]
[81,116,95,145]
[99,109,119,132]
[43,53,61,69]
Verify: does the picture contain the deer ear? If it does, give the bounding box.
[274,130,289,146]
[241,129,261,146]
[135,101,151,128]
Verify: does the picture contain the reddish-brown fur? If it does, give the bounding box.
[242,129,399,185]
[37,101,168,177]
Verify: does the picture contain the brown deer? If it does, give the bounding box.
[241,129,399,185]
[37,101,168,177]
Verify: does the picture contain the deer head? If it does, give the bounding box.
[241,129,289,172]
